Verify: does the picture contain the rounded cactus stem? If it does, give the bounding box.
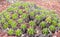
[18,18,23,24]
[21,13,28,19]
[15,29,22,36]
[3,22,8,29]
[21,24,27,29]
[12,13,18,19]
[42,28,49,35]
[18,9,23,15]
[58,23,60,27]
[52,20,57,26]
[27,28,35,35]
[49,25,56,32]
[40,21,46,28]
[45,16,52,23]
[29,21,36,27]
[7,29,14,35]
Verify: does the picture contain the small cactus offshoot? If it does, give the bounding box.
[52,20,57,26]
[27,28,35,35]
[10,21,17,28]
[18,10,23,15]
[42,28,49,35]
[18,18,23,24]
[40,21,46,28]
[45,16,51,23]
[57,23,60,27]
[3,22,8,29]
[4,13,10,19]
[21,24,27,29]
[29,21,36,27]
[7,29,14,35]
[1,17,6,23]
[7,7,14,12]
[30,11,35,17]
[49,25,56,32]
[15,29,22,36]
[35,15,42,20]
[21,13,28,19]
[12,13,18,19]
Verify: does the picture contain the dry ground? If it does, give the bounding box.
[25,0,60,16]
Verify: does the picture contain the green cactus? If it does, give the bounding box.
[3,12,10,20]
[53,17,58,22]
[41,13,45,17]
[11,2,21,7]
[7,7,14,12]
[3,12,9,16]
[3,22,8,29]
[11,21,17,28]
[15,29,22,36]
[18,18,23,24]
[42,28,49,35]
[49,25,56,32]
[35,15,41,20]
[29,21,36,27]
[52,20,57,26]
[21,24,27,29]
[27,28,35,35]
[8,19,17,28]
[40,21,46,28]
[35,14,45,21]
[57,23,60,27]
[21,13,28,19]
[51,14,58,18]
[45,16,52,23]
[5,14,10,19]
[13,7,18,11]
[40,9,45,13]
[25,8,29,12]
[30,11,35,17]
[22,2,28,8]
[8,19,14,24]
[18,10,23,15]
[1,16,6,23]
[12,13,18,19]
[34,9,40,13]
[7,7,18,12]
[8,29,14,35]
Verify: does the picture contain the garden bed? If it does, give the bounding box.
[0,1,60,37]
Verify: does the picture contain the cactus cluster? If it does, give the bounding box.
[0,2,60,37]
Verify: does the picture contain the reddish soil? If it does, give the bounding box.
[25,0,60,16]
[0,30,17,37]
[52,30,60,37]
[0,0,10,12]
